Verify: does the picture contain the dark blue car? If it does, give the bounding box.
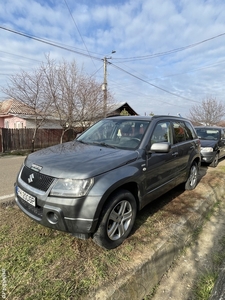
[195,126,225,167]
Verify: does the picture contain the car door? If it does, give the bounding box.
[218,129,225,159]
[142,120,178,205]
[171,120,197,183]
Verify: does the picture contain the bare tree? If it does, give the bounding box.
[187,98,225,126]
[43,57,115,142]
[2,55,115,147]
[2,68,53,151]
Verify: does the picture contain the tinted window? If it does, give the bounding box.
[172,121,186,143]
[184,121,196,140]
[151,121,171,144]
[195,128,220,140]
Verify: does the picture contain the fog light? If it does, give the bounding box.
[47,211,59,224]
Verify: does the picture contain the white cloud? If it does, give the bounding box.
[1,0,225,117]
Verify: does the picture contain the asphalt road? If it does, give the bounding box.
[0,155,26,202]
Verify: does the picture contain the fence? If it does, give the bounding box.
[0,128,83,153]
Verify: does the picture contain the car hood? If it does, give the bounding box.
[24,141,139,179]
[200,139,217,148]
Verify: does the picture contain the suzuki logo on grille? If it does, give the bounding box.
[28,173,34,183]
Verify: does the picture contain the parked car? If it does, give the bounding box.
[195,126,225,167]
[15,115,201,249]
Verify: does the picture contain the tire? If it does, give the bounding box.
[185,162,198,190]
[209,153,219,168]
[92,189,137,250]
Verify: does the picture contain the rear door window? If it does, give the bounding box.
[172,121,195,143]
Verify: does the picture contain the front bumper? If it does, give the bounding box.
[200,151,217,163]
[15,184,99,238]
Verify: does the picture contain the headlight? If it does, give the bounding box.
[201,147,213,153]
[50,178,94,197]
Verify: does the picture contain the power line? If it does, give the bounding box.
[0,25,102,61]
[109,79,186,109]
[110,62,200,104]
[63,0,97,68]
[0,50,42,63]
[113,32,225,63]
[0,25,217,104]
[149,59,225,80]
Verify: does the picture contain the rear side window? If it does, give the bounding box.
[172,121,195,143]
[172,122,185,143]
[184,121,197,140]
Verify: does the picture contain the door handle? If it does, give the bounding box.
[172,152,178,156]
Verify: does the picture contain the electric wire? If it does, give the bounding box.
[109,78,186,109]
[63,0,97,68]
[0,25,223,105]
[110,62,200,103]
[0,50,42,63]
[0,26,102,61]
[113,32,225,63]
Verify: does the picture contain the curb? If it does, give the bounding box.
[209,258,225,299]
[86,175,225,299]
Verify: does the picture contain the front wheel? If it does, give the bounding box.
[185,162,199,190]
[209,153,219,168]
[92,189,137,250]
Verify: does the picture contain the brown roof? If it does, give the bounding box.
[108,102,139,116]
[0,99,35,115]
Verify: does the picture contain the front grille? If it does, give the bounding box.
[21,165,55,192]
[18,196,43,219]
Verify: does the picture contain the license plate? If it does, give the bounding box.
[17,187,36,207]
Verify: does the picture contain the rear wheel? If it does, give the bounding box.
[185,162,198,190]
[209,153,219,168]
[92,189,137,249]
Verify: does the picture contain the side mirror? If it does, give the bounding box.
[149,142,171,153]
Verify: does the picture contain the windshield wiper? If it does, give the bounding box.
[77,140,87,144]
[92,142,117,149]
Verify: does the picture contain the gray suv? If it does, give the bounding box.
[15,115,201,249]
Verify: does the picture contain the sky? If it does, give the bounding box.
[1,0,225,117]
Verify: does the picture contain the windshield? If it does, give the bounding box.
[77,119,150,150]
[195,128,220,140]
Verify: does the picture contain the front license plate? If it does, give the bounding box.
[17,187,36,207]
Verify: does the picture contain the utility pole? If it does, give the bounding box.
[102,51,116,118]
[103,57,107,118]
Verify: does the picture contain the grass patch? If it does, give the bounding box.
[1,168,225,299]
[0,194,179,299]
[191,202,225,300]
[193,271,218,300]
[1,205,148,299]
[217,165,225,173]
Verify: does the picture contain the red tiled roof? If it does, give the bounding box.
[0,99,35,115]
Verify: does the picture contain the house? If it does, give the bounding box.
[0,99,138,129]
[108,102,138,116]
[0,98,35,129]
[0,99,62,129]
